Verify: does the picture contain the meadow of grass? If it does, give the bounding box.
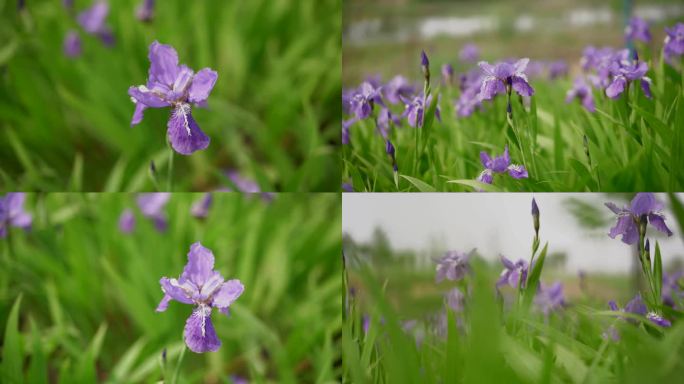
[342,194,684,383]
[0,192,342,383]
[0,0,341,192]
[342,15,684,192]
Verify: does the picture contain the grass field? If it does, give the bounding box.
[0,0,341,192]
[0,192,341,383]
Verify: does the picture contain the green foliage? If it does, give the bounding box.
[342,58,684,192]
[0,0,341,191]
[0,193,341,383]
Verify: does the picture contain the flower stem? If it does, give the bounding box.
[166,141,174,192]
[171,344,187,384]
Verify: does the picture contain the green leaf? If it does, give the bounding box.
[654,241,663,305]
[400,175,436,192]
[522,243,548,309]
[1,294,24,384]
[447,179,502,192]
[26,318,47,384]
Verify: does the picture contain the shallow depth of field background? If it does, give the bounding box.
[0,193,341,383]
[344,0,682,84]
[0,0,341,192]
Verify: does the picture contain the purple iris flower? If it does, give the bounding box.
[0,193,32,238]
[383,75,414,104]
[663,271,684,308]
[342,89,355,115]
[456,70,484,117]
[534,282,565,316]
[63,30,82,58]
[136,0,154,22]
[446,288,465,312]
[191,193,213,219]
[477,145,528,184]
[524,60,545,80]
[77,1,115,47]
[441,63,454,85]
[548,60,568,80]
[459,43,479,63]
[362,314,370,334]
[342,118,354,145]
[646,312,671,327]
[565,77,595,112]
[435,250,470,283]
[605,193,672,245]
[156,242,244,353]
[118,209,135,234]
[349,82,382,120]
[603,294,648,340]
[625,17,651,43]
[478,58,534,100]
[342,183,354,192]
[605,55,652,99]
[497,256,530,289]
[63,0,74,10]
[401,94,441,128]
[385,139,397,172]
[664,23,684,63]
[129,41,218,155]
[137,193,170,232]
[222,171,274,201]
[229,375,249,384]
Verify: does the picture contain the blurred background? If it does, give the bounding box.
[343,0,684,85]
[0,193,341,383]
[343,193,684,316]
[0,0,340,191]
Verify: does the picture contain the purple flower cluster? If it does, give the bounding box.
[0,193,32,238]
[625,17,651,43]
[401,94,441,128]
[128,41,218,155]
[605,193,672,245]
[435,250,470,283]
[534,282,565,316]
[63,1,115,58]
[565,77,595,112]
[157,242,244,353]
[119,193,170,234]
[664,23,684,64]
[476,145,528,185]
[455,69,484,117]
[459,43,480,63]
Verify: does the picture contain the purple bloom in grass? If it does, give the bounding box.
[342,183,354,192]
[342,118,355,145]
[497,256,530,289]
[664,23,684,63]
[534,282,565,316]
[226,170,260,193]
[435,250,470,283]
[129,41,217,155]
[77,1,115,47]
[350,82,382,120]
[478,59,534,100]
[383,76,414,104]
[625,17,651,43]
[362,314,370,334]
[157,242,244,353]
[386,139,397,172]
[548,60,568,80]
[376,108,399,138]
[63,0,74,10]
[191,193,213,219]
[137,193,170,232]
[605,54,652,99]
[136,0,155,22]
[63,30,82,58]
[524,60,545,80]
[477,145,528,185]
[442,64,454,85]
[402,94,441,128]
[646,312,671,327]
[0,193,32,238]
[605,193,672,245]
[565,77,595,112]
[446,288,465,312]
[459,43,479,63]
[118,209,135,234]
[663,271,684,308]
[230,375,249,384]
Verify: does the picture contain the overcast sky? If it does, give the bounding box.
[343,193,684,274]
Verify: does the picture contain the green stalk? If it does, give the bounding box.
[170,344,187,384]
[166,141,175,192]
